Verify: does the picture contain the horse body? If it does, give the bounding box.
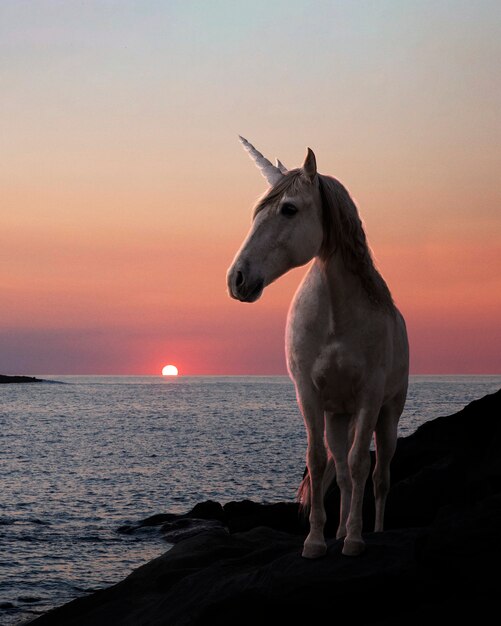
[228,138,409,558]
[288,258,408,409]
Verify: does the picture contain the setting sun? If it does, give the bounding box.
[162,365,179,376]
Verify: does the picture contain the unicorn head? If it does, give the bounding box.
[227,137,323,302]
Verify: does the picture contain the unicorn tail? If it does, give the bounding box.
[297,453,337,516]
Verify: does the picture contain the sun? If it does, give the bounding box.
[161,364,179,376]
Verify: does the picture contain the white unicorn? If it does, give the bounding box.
[227,137,409,558]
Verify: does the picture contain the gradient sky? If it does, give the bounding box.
[1,0,500,375]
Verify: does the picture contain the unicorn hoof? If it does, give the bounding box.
[302,540,327,559]
[342,538,365,556]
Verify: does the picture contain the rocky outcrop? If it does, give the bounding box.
[30,389,501,625]
[0,375,47,384]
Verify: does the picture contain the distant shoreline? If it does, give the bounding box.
[0,374,49,384]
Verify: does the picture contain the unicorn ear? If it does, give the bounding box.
[302,148,317,181]
[238,136,284,187]
[275,158,288,174]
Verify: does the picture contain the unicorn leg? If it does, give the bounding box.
[325,412,353,539]
[300,397,327,559]
[343,407,379,556]
[302,431,327,558]
[373,402,401,532]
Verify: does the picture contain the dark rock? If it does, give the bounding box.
[161,518,225,543]
[385,389,501,530]
[0,374,45,384]
[185,500,225,522]
[223,499,302,534]
[0,374,63,384]
[122,499,303,539]
[117,503,225,536]
[117,513,179,534]
[29,389,501,626]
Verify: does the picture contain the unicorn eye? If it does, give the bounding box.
[280,203,298,218]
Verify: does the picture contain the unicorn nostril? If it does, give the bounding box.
[235,271,245,288]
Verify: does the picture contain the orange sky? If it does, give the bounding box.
[1,1,500,374]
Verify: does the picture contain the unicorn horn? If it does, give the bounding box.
[238,136,284,187]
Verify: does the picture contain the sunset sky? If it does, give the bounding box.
[1,0,500,375]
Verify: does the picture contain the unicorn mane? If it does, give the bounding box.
[318,174,395,312]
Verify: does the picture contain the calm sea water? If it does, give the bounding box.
[1,375,500,625]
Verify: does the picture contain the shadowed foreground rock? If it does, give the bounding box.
[31,390,501,625]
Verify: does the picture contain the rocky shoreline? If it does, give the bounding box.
[29,389,501,625]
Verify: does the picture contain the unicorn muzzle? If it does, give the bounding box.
[227,265,264,303]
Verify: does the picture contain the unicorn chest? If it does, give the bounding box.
[311,339,363,413]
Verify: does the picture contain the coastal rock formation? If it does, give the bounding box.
[31,390,501,625]
[0,375,47,384]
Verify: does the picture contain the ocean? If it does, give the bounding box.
[1,375,500,625]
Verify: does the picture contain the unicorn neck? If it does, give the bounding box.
[316,174,395,318]
[317,253,372,332]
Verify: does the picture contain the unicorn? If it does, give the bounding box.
[227,137,409,558]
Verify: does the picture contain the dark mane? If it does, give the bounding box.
[318,174,395,312]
